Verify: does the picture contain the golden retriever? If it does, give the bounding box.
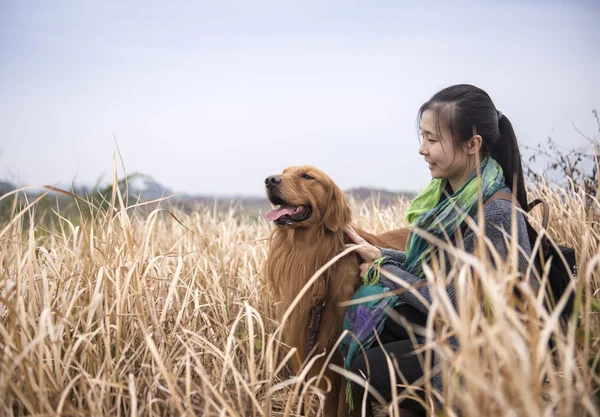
[264,165,408,416]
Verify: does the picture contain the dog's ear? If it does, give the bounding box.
[324,185,352,232]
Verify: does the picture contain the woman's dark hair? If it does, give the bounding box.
[418,84,528,208]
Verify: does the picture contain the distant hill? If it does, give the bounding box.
[179,187,415,217]
[345,187,415,204]
[0,181,16,195]
[0,175,415,217]
[120,173,175,200]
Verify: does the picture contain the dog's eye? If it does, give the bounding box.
[301,173,314,180]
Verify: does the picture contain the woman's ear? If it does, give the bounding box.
[467,135,483,154]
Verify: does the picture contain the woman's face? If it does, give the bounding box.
[418,109,473,189]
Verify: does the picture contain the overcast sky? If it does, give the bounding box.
[1,0,598,196]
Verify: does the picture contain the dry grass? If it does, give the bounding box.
[0,177,599,417]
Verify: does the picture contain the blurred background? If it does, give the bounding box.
[1,0,598,199]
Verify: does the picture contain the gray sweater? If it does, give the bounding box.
[379,189,533,314]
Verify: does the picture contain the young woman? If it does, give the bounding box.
[343,84,533,416]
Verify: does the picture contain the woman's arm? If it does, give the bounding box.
[378,262,434,315]
[379,247,406,265]
[380,200,531,313]
[460,200,532,270]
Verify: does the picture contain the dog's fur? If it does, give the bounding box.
[264,165,408,416]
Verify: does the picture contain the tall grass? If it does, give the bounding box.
[0,179,598,416]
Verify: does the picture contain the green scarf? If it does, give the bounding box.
[403,156,506,277]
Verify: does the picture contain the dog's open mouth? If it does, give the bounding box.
[265,196,312,225]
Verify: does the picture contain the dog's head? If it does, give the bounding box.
[264,165,351,232]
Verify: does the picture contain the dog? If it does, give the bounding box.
[264,165,408,416]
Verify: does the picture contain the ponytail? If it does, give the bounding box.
[492,115,528,209]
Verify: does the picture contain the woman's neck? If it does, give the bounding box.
[448,156,481,192]
[448,174,468,194]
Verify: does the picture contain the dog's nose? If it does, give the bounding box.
[265,175,282,189]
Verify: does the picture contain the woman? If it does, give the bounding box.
[343,84,533,416]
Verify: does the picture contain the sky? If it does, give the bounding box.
[1,0,599,196]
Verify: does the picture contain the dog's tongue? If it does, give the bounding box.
[265,205,297,221]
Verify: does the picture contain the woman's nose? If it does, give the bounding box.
[418,141,428,155]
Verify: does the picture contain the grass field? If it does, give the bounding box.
[0,178,599,417]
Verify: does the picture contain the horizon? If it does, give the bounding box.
[0,170,418,199]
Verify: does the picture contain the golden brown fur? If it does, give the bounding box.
[264,165,408,416]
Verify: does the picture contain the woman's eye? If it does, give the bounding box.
[301,174,314,180]
[420,134,436,143]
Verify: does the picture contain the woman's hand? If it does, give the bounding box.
[344,226,383,263]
